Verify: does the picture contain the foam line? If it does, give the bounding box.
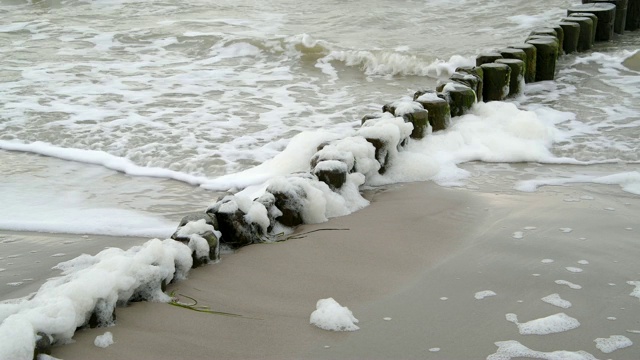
[0,140,212,186]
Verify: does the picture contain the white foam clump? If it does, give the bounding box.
[541,294,572,309]
[488,340,597,360]
[555,280,582,290]
[475,290,497,300]
[512,231,524,239]
[506,312,580,335]
[94,331,114,348]
[310,298,359,332]
[565,267,583,273]
[627,281,640,300]
[0,238,193,360]
[594,335,632,353]
[515,172,640,195]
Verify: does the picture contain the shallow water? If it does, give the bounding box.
[0,0,638,240]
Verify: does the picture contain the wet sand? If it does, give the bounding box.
[26,180,638,359]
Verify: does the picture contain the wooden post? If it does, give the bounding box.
[508,44,537,83]
[568,4,617,41]
[526,38,559,81]
[559,21,581,53]
[561,16,594,51]
[480,63,511,101]
[495,59,525,97]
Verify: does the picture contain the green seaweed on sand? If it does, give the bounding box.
[268,228,350,242]
[168,290,248,318]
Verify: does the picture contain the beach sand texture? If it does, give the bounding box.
[38,181,640,360]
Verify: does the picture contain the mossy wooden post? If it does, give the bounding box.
[571,12,598,44]
[562,16,594,51]
[450,72,480,99]
[413,92,451,132]
[455,66,484,102]
[495,59,524,97]
[626,0,639,30]
[480,63,511,101]
[476,52,503,66]
[569,4,616,41]
[437,83,476,117]
[529,28,562,58]
[508,44,536,83]
[526,38,559,81]
[584,0,628,34]
[382,101,429,139]
[559,21,581,53]
[551,25,565,54]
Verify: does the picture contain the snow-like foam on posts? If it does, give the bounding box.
[506,312,580,335]
[0,238,194,359]
[488,340,597,360]
[310,298,359,332]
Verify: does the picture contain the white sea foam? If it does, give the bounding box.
[94,331,114,348]
[516,172,640,195]
[594,335,632,354]
[627,281,640,300]
[310,298,359,332]
[556,280,582,290]
[565,267,583,273]
[505,312,580,335]
[541,294,572,309]
[488,340,597,360]
[475,290,497,300]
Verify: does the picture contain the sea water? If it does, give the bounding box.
[1,0,639,239]
[1,0,639,346]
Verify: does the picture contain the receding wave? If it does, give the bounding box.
[0,140,211,186]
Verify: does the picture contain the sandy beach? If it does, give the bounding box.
[10,177,632,360]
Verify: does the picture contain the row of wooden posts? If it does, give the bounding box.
[375,0,639,140]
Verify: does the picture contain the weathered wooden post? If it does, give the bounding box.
[568,4,617,41]
[530,28,563,56]
[551,25,565,54]
[480,63,511,101]
[583,0,628,34]
[559,21,581,53]
[476,52,503,66]
[455,66,484,102]
[508,44,537,83]
[561,16,594,51]
[626,0,640,30]
[526,38,559,81]
[495,59,525,97]
[413,91,451,132]
[571,13,599,44]
[436,83,477,117]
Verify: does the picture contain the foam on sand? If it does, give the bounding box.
[627,281,640,300]
[541,294,572,309]
[506,312,580,335]
[487,340,597,360]
[594,335,633,353]
[555,280,582,290]
[309,298,359,332]
[475,290,497,300]
[93,332,114,348]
